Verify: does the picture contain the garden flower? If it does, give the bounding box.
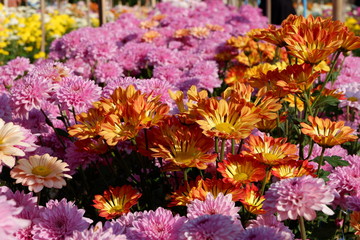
[31,199,92,240]
[217,154,267,185]
[128,207,186,240]
[271,160,316,179]
[10,154,71,192]
[0,118,31,169]
[242,135,298,166]
[263,175,335,221]
[67,222,127,240]
[300,116,358,148]
[187,192,241,223]
[350,211,360,236]
[143,116,217,170]
[238,226,293,240]
[93,185,142,220]
[240,184,266,215]
[179,214,242,240]
[247,214,294,239]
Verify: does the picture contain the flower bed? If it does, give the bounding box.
[0,1,360,239]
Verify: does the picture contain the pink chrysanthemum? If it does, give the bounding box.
[55,76,101,114]
[179,214,242,240]
[128,207,186,240]
[31,199,92,240]
[247,214,294,239]
[0,195,31,240]
[94,61,124,84]
[338,83,360,110]
[66,222,127,240]
[238,226,292,240]
[0,118,31,169]
[263,175,335,221]
[328,163,360,196]
[187,193,241,222]
[345,194,360,211]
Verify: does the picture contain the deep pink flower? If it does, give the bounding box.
[247,214,294,239]
[263,175,335,221]
[238,226,292,240]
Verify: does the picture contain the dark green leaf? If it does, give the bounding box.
[55,128,69,138]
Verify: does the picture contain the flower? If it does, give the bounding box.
[300,116,358,148]
[271,160,316,179]
[242,135,298,166]
[0,195,31,240]
[240,184,266,215]
[67,222,127,240]
[93,185,142,220]
[187,192,241,223]
[0,118,31,169]
[128,207,186,240]
[350,211,360,236]
[10,154,71,192]
[238,226,292,240]
[263,175,335,221]
[217,154,267,185]
[142,116,217,170]
[179,214,242,240]
[31,199,92,240]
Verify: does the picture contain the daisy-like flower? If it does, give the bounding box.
[300,116,358,148]
[0,118,31,169]
[31,199,92,240]
[67,222,127,240]
[271,160,316,180]
[93,185,142,220]
[242,135,298,166]
[187,192,241,223]
[217,154,267,185]
[338,82,360,111]
[350,211,360,236]
[238,226,292,240]
[10,154,71,193]
[240,184,266,215]
[128,207,186,240]
[263,175,335,221]
[179,214,242,240]
[143,116,217,170]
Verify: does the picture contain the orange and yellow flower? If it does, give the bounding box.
[300,116,358,148]
[93,185,142,219]
[271,160,316,179]
[242,135,298,166]
[218,154,267,185]
[240,184,266,215]
[350,211,360,236]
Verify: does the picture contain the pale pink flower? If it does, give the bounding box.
[263,175,335,221]
[247,214,294,239]
[10,153,72,192]
[66,222,127,240]
[238,226,292,240]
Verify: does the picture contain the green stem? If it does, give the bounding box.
[220,138,226,161]
[237,139,244,155]
[231,139,235,155]
[316,146,327,175]
[260,168,271,196]
[299,216,307,240]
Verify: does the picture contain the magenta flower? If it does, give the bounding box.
[187,192,241,222]
[66,222,127,240]
[238,226,292,240]
[247,214,294,239]
[263,175,335,221]
[179,214,242,240]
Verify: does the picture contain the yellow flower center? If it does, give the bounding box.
[32,166,52,177]
[109,205,123,214]
[348,97,358,102]
[263,153,279,161]
[215,123,234,134]
[174,152,194,164]
[233,172,249,181]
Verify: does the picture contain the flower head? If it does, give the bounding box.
[10,154,72,192]
[350,211,360,236]
[263,175,335,221]
[240,184,266,215]
[301,116,358,148]
[93,185,142,220]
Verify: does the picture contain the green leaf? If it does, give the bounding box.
[312,156,349,167]
[55,128,69,138]
[317,169,330,182]
[313,95,339,108]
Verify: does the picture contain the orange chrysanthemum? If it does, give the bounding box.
[93,185,141,219]
[142,30,161,42]
[271,160,316,179]
[10,154,72,193]
[168,177,244,207]
[218,154,267,185]
[144,117,217,169]
[240,184,266,215]
[242,135,299,166]
[300,116,358,148]
[350,211,360,236]
[190,27,210,39]
[224,65,248,85]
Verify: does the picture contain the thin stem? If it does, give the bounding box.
[220,138,226,161]
[260,167,270,196]
[237,139,244,154]
[36,191,41,205]
[299,216,307,240]
[316,146,327,175]
[231,139,236,155]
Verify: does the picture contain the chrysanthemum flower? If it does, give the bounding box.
[263,175,335,221]
[187,193,241,222]
[300,116,358,148]
[350,211,360,236]
[179,214,242,240]
[144,117,217,170]
[31,199,92,240]
[271,160,316,179]
[242,135,298,166]
[218,154,267,185]
[0,118,31,169]
[68,222,127,240]
[240,184,266,215]
[10,154,72,192]
[128,207,186,240]
[93,185,142,220]
[238,226,292,240]
[0,195,31,240]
